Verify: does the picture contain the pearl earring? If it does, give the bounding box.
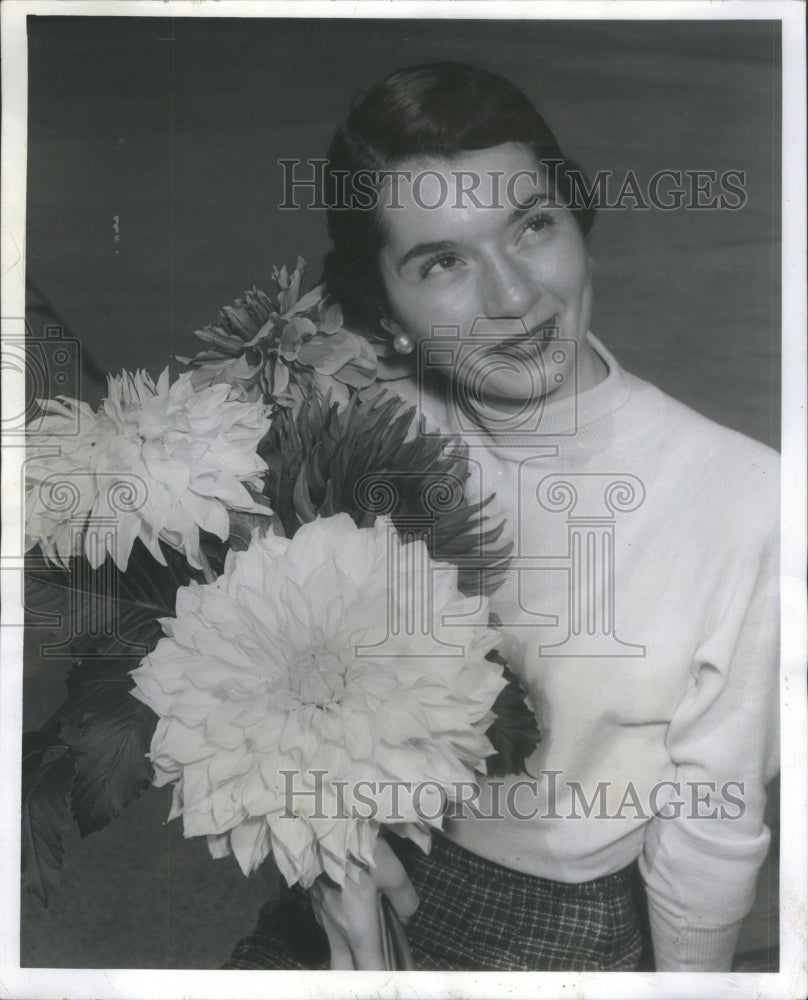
[381,316,416,356]
[393,331,415,355]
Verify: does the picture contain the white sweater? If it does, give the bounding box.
[388,333,779,971]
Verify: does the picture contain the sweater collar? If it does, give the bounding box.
[383,332,632,452]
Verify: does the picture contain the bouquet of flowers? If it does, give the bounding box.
[22,260,539,967]
[180,256,381,410]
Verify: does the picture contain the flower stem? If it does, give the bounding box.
[198,547,217,584]
[379,896,414,970]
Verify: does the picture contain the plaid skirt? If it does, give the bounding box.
[223,834,645,972]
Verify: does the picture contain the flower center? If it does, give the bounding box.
[290,650,346,706]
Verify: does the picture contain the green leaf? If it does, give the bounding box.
[21,731,76,906]
[24,540,189,838]
[46,656,141,730]
[69,666,157,837]
[483,659,541,777]
[19,541,190,890]
[24,538,199,661]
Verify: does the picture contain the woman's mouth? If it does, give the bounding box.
[498,315,559,351]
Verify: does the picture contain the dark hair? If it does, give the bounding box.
[323,62,596,331]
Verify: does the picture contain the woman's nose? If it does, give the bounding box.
[481,255,538,319]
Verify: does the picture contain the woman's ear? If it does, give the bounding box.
[379,316,407,339]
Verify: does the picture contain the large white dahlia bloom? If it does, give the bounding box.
[25,368,272,571]
[130,514,506,888]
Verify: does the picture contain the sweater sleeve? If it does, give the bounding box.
[638,509,780,971]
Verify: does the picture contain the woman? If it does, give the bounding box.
[225,62,779,973]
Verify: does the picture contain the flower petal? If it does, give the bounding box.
[130,514,514,888]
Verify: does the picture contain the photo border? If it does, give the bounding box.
[1,2,805,998]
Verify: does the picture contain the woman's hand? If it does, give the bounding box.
[308,838,419,970]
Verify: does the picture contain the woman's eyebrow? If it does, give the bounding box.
[398,239,456,270]
[397,188,551,269]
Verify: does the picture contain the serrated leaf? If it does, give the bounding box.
[70,675,157,837]
[21,731,76,906]
[24,538,198,660]
[483,661,541,777]
[47,657,144,730]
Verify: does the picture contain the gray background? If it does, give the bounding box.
[22,14,780,968]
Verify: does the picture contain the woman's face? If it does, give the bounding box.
[377,143,600,407]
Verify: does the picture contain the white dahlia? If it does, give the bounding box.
[25,368,272,571]
[129,514,506,888]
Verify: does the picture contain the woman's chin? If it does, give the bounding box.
[457,378,548,416]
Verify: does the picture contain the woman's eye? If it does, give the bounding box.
[522,212,554,236]
[421,254,462,278]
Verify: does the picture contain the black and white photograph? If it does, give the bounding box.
[1,1,805,997]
